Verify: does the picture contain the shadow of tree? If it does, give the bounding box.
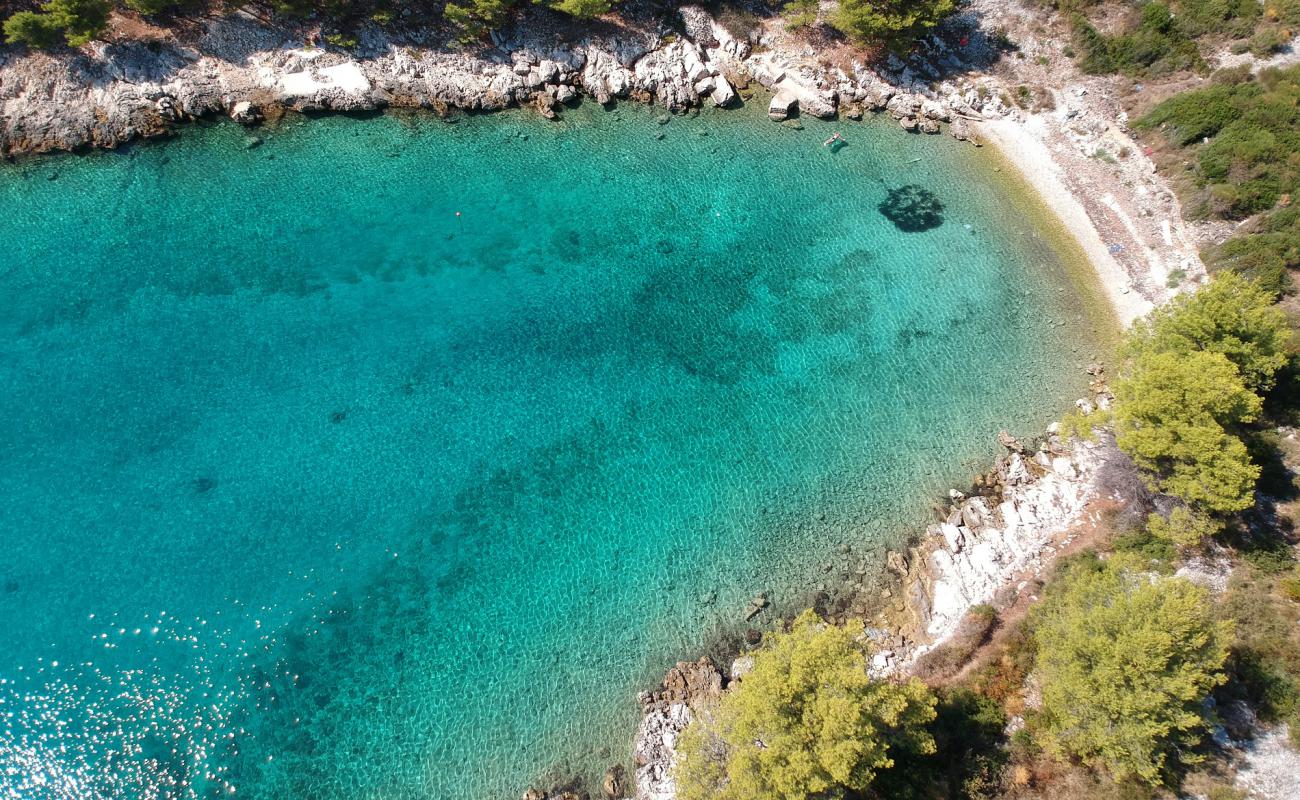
[877,184,944,233]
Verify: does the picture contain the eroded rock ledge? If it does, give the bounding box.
[0,5,1014,156]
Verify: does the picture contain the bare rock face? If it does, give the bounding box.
[0,4,1009,157]
[633,657,726,800]
[646,657,724,710]
[229,100,262,125]
[677,5,719,48]
[909,433,1108,646]
[633,703,692,800]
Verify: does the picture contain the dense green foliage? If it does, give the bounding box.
[1126,271,1289,393]
[534,0,609,18]
[1217,565,1300,747]
[123,0,180,15]
[439,0,610,39]
[1033,555,1231,784]
[831,0,956,47]
[1071,3,1203,77]
[3,9,64,46]
[1146,505,1221,549]
[880,687,1010,799]
[782,0,819,30]
[3,0,108,47]
[674,610,937,800]
[1113,348,1261,513]
[442,0,512,38]
[1067,0,1289,78]
[1137,66,1300,294]
[0,0,613,47]
[1112,272,1289,515]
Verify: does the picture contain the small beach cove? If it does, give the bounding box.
[0,101,1113,799]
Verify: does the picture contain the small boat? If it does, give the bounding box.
[824,132,844,147]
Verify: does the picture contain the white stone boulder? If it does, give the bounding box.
[710,77,737,107]
[768,90,797,120]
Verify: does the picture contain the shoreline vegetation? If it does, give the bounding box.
[3,0,1299,799]
[630,265,1299,800]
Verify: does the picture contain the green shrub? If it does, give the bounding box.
[874,687,1009,800]
[2,10,63,47]
[674,610,937,800]
[3,0,109,47]
[1134,84,1241,145]
[1126,271,1289,392]
[1136,65,1300,292]
[1146,505,1222,549]
[46,0,109,45]
[1273,0,1300,25]
[782,0,818,29]
[1059,406,1108,442]
[1113,348,1262,514]
[1111,272,1292,515]
[124,0,180,15]
[1072,14,1117,74]
[831,0,956,47]
[1174,0,1261,38]
[1071,3,1205,78]
[536,0,610,17]
[1249,26,1290,56]
[1033,555,1231,785]
[444,0,512,38]
[1112,525,1180,569]
[1243,537,1298,573]
[1217,567,1300,735]
[1280,571,1300,602]
[1204,232,1298,297]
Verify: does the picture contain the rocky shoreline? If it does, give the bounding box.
[619,378,1123,800]
[1,0,1207,324]
[0,4,1017,158]
[2,0,1208,316]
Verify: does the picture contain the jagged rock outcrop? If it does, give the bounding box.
[633,657,725,800]
[903,432,1107,646]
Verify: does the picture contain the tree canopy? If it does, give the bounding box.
[1111,272,1290,516]
[1113,348,1261,513]
[674,610,937,800]
[3,0,109,47]
[1033,556,1231,784]
[535,0,609,17]
[831,0,956,47]
[1146,505,1222,549]
[1126,270,1289,392]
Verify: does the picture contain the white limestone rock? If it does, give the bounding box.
[768,90,798,121]
[710,77,737,108]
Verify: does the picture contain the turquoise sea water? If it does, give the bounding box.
[0,103,1109,799]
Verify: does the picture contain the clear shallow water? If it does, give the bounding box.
[0,103,1110,799]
